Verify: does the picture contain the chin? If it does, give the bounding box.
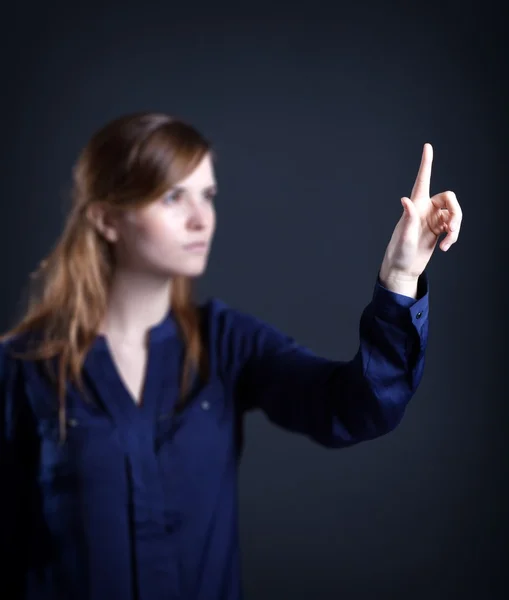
[172,260,209,278]
[151,254,210,279]
[183,266,207,278]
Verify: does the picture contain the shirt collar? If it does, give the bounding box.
[93,309,178,349]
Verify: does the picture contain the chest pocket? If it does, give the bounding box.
[155,378,235,510]
[155,378,234,470]
[34,384,124,496]
[34,414,127,548]
[37,414,119,483]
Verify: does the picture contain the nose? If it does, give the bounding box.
[186,199,208,230]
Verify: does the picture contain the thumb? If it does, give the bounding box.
[400,196,417,219]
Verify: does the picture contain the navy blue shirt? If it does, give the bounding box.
[1,272,429,600]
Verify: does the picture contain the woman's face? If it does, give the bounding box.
[105,152,217,279]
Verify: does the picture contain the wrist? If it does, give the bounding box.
[378,268,419,299]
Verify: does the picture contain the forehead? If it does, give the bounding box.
[176,152,216,188]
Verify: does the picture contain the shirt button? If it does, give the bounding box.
[416,311,423,319]
[201,400,210,411]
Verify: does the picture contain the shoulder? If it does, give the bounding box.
[198,297,277,339]
[0,336,16,376]
[197,297,294,360]
[0,330,37,364]
[0,335,21,381]
[0,337,24,416]
[0,331,43,396]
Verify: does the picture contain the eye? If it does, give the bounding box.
[163,188,184,204]
[204,189,217,202]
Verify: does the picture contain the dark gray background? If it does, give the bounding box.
[1,0,507,598]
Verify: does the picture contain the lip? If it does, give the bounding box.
[182,242,208,252]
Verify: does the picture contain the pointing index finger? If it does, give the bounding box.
[411,143,433,199]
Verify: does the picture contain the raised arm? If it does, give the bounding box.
[214,270,428,448]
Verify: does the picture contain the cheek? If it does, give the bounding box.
[117,214,183,263]
[133,212,183,246]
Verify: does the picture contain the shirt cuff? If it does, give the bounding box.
[371,270,429,333]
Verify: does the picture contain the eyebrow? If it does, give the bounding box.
[173,183,217,193]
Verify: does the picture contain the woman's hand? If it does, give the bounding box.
[379,143,463,296]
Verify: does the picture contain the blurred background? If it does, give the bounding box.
[0,0,507,598]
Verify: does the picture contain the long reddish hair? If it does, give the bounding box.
[0,112,211,440]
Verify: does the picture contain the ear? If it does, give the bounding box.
[86,203,120,243]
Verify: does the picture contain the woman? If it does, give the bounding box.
[0,112,462,600]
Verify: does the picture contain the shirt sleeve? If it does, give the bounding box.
[0,340,33,598]
[216,270,429,449]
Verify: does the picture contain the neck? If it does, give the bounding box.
[99,268,172,345]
